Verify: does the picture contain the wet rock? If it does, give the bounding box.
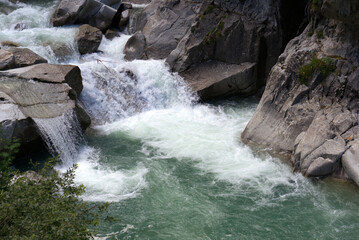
[50,43,74,62]
[75,24,103,54]
[306,157,338,177]
[0,49,14,70]
[105,28,120,40]
[75,103,92,130]
[0,2,18,15]
[181,61,257,100]
[0,65,90,157]
[6,48,48,68]
[0,116,43,158]
[14,23,28,31]
[1,41,20,47]
[124,31,146,60]
[118,9,129,28]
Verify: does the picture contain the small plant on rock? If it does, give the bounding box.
[298,56,336,85]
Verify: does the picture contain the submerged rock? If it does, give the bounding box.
[75,24,103,54]
[105,28,120,40]
[49,43,74,62]
[1,41,20,47]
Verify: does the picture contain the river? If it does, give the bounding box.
[1,1,359,239]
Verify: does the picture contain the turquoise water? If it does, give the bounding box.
[81,99,359,240]
[1,1,359,239]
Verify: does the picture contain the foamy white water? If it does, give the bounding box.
[72,147,148,202]
[96,103,310,199]
[34,110,85,167]
[77,35,195,124]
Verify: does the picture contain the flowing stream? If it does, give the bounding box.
[1,1,359,239]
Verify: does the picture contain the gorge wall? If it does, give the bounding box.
[124,0,308,100]
[242,0,359,184]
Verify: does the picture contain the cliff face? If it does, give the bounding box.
[242,0,359,182]
[125,0,307,100]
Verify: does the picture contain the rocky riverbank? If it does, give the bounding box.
[242,0,359,184]
[2,0,359,188]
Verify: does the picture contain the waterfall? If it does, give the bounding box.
[78,37,197,125]
[33,110,85,167]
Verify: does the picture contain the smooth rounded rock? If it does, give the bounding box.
[124,31,146,61]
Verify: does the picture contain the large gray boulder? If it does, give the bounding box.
[50,0,87,26]
[181,61,257,100]
[124,31,146,61]
[242,2,359,182]
[2,63,83,96]
[5,48,47,68]
[0,49,14,70]
[75,24,103,54]
[51,0,120,31]
[0,64,91,157]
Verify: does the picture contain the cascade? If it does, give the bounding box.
[33,110,85,167]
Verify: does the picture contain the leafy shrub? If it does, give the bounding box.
[298,56,336,84]
[0,141,110,239]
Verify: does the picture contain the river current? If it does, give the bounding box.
[1,1,359,239]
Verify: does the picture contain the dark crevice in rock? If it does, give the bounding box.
[279,0,308,51]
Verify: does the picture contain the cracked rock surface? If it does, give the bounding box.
[242,2,359,180]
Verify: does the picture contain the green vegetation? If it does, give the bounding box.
[200,3,215,20]
[311,0,319,11]
[0,140,110,239]
[298,56,336,84]
[307,29,314,37]
[328,55,347,61]
[316,31,324,39]
[204,3,214,15]
[203,20,225,46]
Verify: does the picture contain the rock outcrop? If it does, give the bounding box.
[51,0,121,31]
[75,24,103,54]
[242,0,359,181]
[0,48,47,70]
[0,64,90,157]
[181,61,257,101]
[0,49,14,70]
[125,0,307,100]
[124,31,146,60]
